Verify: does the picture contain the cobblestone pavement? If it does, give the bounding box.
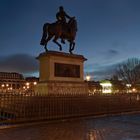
[1,114,140,140]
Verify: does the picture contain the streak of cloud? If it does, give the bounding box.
[0,54,38,74]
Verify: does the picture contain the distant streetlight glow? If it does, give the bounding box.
[33,82,37,85]
[132,88,136,93]
[126,84,132,93]
[86,75,91,81]
[126,84,131,88]
[1,84,5,87]
[26,82,30,86]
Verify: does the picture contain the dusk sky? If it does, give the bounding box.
[0,0,140,80]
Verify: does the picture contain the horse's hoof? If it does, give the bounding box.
[69,51,73,54]
[59,47,62,51]
[45,48,48,52]
[44,47,48,52]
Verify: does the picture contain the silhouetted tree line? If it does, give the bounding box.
[112,58,140,85]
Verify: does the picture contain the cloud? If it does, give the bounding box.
[108,49,119,55]
[105,49,119,59]
[0,54,38,74]
[85,63,119,81]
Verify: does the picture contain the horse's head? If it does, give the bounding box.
[68,17,78,32]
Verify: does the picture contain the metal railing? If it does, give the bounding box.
[0,92,140,124]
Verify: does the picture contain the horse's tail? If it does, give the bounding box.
[40,23,49,46]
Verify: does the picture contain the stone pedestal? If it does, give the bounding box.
[36,51,88,95]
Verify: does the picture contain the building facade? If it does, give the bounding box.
[0,72,25,92]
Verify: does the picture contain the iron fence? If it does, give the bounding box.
[0,92,140,123]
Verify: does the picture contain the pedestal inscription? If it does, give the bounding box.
[55,63,80,78]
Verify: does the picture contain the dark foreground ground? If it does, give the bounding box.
[0,114,140,140]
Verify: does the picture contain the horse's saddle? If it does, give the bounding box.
[56,21,71,33]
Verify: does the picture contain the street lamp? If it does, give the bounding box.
[126,84,131,93]
[1,84,5,88]
[126,84,131,88]
[26,82,30,86]
[86,75,91,81]
[33,82,37,85]
[132,88,136,93]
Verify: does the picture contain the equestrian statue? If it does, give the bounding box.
[40,6,77,54]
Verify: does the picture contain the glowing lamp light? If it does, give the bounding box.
[26,82,30,86]
[132,88,136,92]
[126,84,131,87]
[33,82,37,85]
[86,75,91,81]
[126,84,132,93]
[1,84,5,87]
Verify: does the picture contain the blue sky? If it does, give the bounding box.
[0,0,140,80]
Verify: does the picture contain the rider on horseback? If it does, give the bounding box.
[56,6,72,44]
[40,6,77,53]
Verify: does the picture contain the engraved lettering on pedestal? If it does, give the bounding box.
[54,63,80,78]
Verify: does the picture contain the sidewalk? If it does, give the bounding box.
[0,114,140,140]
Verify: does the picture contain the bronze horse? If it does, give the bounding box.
[40,17,77,54]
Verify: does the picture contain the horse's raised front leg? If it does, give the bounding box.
[71,42,75,51]
[53,37,62,51]
[69,42,75,54]
[40,32,47,46]
[40,23,48,46]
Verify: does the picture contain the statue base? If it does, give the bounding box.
[36,51,88,95]
[35,81,88,95]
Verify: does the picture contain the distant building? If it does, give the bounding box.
[25,77,39,82]
[0,72,25,92]
[25,77,39,90]
[86,81,102,95]
[100,80,112,94]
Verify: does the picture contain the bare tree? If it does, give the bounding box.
[113,58,140,85]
